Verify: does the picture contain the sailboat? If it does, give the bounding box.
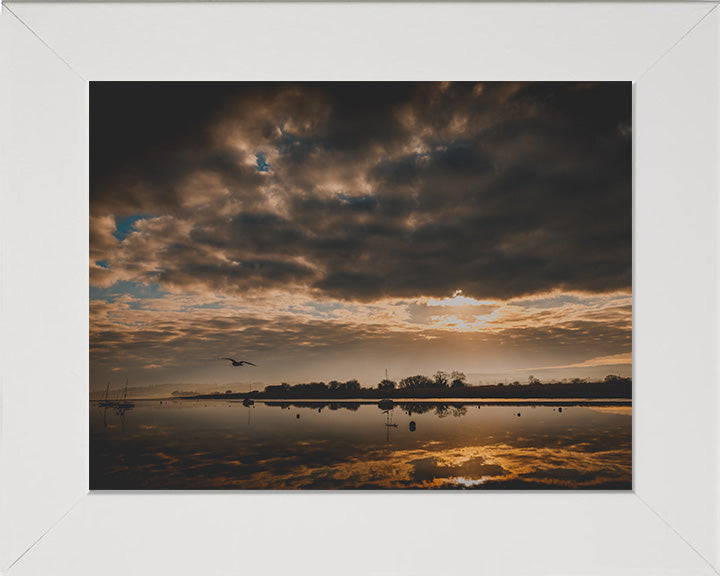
[242,383,255,407]
[115,378,135,410]
[99,381,115,407]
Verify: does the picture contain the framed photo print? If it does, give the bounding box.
[88,79,632,492]
[1,2,718,575]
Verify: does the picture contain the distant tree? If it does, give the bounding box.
[291,381,329,394]
[604,374,631,385]
[343,379,361,392]
[433,371,450,388]
[399,374,434,389]
[496,382,504,387]
[511,381,520,386]
[263,383,292,395]
[225,390,233,394]
[570,377,586,385]
[528,375,541,385]
[450,371,467,387]
[378,379,396,390]
[328,380,345,390]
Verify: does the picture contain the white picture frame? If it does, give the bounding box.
[1,2,718,574]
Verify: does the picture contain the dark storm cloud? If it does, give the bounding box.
[90,81,631,301]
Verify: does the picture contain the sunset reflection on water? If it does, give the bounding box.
[90,400,631,490]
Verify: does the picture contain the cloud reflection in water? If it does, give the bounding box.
[90,400,631,490]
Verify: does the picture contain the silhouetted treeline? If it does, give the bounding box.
[263,380,361,396]
[184,375,631,401]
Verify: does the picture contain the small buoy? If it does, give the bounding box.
[296,414,300,419]
[517,413,521,417]
[409,421,416,432]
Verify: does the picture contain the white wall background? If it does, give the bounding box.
[1,3,718,575]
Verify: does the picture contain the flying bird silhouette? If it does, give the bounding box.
[221,358,256,367]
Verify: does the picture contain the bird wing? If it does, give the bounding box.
[243,361,256,366]
[221,358,237,362]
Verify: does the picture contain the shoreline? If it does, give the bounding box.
[93,397,632,407]
[91,381,632,404]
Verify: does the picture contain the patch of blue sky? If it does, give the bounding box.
[95,260,108,268]
[336,192,378,211]
[511,292,629,309]
[311,302,347,313]
[181,301,225,311]
[255,153,270,172]
[511,294,583,309]
[287,301,347,318]
[90,281,167,305]
[113,214,151,242]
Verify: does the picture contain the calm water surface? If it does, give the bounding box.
[90,400,632,490]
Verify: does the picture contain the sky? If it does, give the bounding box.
[90,81,632,393]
